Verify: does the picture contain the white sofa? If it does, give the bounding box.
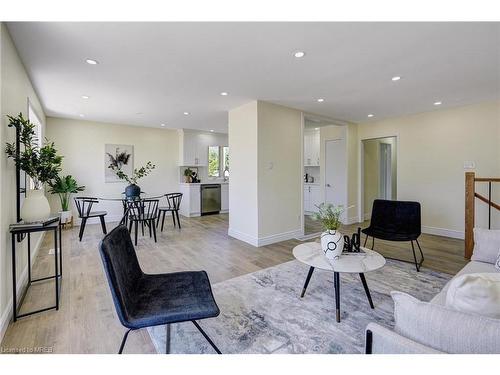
[365,258,500,353]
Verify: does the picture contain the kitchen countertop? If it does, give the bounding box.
[179,182,229,186]
[304,182,320,186]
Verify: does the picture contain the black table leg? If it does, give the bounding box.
[12,233,17,322]
[59,224,63,277]
[27,233,31,284]
[359,273,374,309]
[334,272,340,322]
[300,266,315,298]
[54,228,59,310]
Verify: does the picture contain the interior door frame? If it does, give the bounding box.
[358,134,399,223]
[379,142,392,200]
[324,138,348,224]
[300,112,305,237]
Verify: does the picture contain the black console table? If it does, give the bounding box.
[10,219,62,321]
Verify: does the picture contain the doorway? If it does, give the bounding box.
[325,139,347,222]
[362,136,397,220]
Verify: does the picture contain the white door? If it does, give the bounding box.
[379,143,392,200]
[325,139,347,222]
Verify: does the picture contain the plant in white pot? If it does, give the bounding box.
[108,161,156,198]
[48,175,85,224]
[5,113,62,222]
[311,203,347,262]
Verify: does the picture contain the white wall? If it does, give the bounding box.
[356,100,500,237]
[0,23,46,341]
[228,101,259,243]
[46,117,180,223]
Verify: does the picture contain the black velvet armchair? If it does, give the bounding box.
[362,199,424,271]
[99,225,221,354]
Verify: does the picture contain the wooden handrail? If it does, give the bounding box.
[465,172,500,259]
[474,192,500,211]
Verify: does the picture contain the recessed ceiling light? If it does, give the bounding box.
[294,51,305,58]
[160,123,166,127]
[79,114,85,117]
[367,114,374,118]
[434,101,442,106]
[183,112,190,116]
[210,129,214,132]
[317,98,325,103]
[85,59,98,65]
[81,95,89,99]
[220,92,228,96]
[391,76,402,81]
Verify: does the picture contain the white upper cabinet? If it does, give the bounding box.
[178,130,208,166]
[304,129,320,166]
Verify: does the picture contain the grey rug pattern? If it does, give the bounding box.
[148,259,451,354]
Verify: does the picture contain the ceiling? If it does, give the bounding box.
[7,22,500,133]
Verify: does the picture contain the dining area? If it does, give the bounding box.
[74,193,183,245]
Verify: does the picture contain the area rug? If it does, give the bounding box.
[148,259,452,354]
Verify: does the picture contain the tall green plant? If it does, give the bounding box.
[48,175,85,211]
[5,113,62,189]
[311,203,346,231]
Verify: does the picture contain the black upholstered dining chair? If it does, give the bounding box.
[99,225,221,354]
[157,193,183,231]
[362,199,424,271]
[74,197,107,241]
[126,198,159,245]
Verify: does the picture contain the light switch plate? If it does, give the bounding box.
[463,161,476,169]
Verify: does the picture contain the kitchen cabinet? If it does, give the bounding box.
[179,182,229,217]
[304,129,320,166]
[178,130,208,166]
[304,184,321,213]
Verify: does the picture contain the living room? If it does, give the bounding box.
[1,1,500,374]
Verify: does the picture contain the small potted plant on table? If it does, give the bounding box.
[312,203,347,261]
[48,175,85,226]
[108,161,156,198]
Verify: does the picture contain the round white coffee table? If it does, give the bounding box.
[293,242,386,322]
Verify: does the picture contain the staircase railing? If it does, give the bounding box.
[465,172,500,259]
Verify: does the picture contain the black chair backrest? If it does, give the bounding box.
[370,199,421,238]
[166,193,183,210]
[74,197,99,218]
[126,198,159,220]
[99,225,143,326]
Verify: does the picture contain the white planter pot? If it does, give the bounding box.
[320,230,345,261]
[59,210,72,223]
[21,189,51,222]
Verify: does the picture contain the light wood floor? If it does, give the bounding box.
[1,214,468,354]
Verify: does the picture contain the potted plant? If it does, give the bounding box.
[183,167,193,183]
[311,203,347,261]
[48,175,85,223]
[5,113,62,221]
[108,161,156,198]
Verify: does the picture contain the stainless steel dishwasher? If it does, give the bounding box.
[200,184,221,215]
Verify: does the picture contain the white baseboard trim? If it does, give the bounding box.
[228,228,259,246]
[0,232,45,344]
[422,225,464,240]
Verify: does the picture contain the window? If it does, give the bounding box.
[208,146,229,178]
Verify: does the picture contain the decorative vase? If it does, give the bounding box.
[21,189,51,222]
[320,229,345,262]
[125,184,141,198]
[59,210,72,224]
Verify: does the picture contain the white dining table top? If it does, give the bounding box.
[292,241,386,273]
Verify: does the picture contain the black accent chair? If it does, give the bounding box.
[126,199,159,246]
[157,193,183,231]
[362,199,424,271]
[74,197,107,241]
[99,225,221,354]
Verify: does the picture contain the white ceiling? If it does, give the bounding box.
[7,22,500,133]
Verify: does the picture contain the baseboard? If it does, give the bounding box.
[0,232,45,344]
[257,229,303,247]
[422,225,464,240]
[228,228,259,246]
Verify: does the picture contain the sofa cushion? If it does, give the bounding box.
[445,273,500,318]
[392,291,500,353]
[431,260,497,305]
[471,228,500,264]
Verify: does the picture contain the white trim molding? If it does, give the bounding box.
[0,233,45,343]
[228,227,303,247]
[228,227,259,247]
[422,225,464,240]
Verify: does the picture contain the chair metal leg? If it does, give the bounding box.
[165,323,171,354]
[364,234,368,247]
[161,211,166,232]
[416,239,425,262]
[411,241,421,272]
[152,219,157,243]
[99,215,107,234]
[371,237,375,250]
[175,210,181,229]
[118,328,132,354]
[359,273,374,308]
[192,320,221,354]
[171,211,176,227]
[300,266,315,298]
[128,220,133,233]
[134,221,138,246]
[149,220,153,238]
[141,221,144,236]
[79,218,87,241]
